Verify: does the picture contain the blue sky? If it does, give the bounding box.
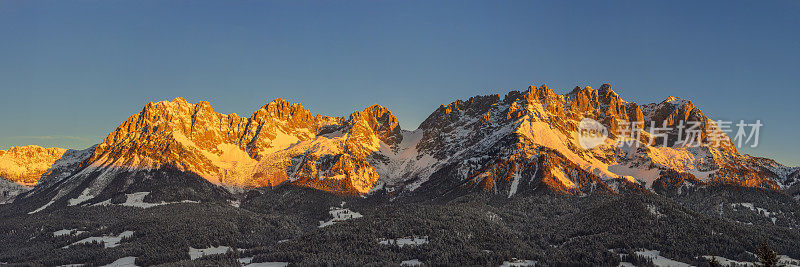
[1,0,798,165]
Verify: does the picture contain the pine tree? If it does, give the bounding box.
[755,241,780,267]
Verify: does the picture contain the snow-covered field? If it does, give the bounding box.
[500,259,537,266]
[93,192,198,208]
[377,236,429,247]
[613,248,691,267]
[238,257,254,265]
[101,256,138,267]
[400,259,423,266]
[634,250,690,267]
[189,246,231,260]
[68,188,94,206]
[702,255,800,267]
[243,262,289,267]
[318,204,363,228]
[702,255,754,266]
[53,229,87,237]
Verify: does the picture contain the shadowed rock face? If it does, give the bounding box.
[641,96,738,153]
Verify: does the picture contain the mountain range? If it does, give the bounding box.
[1,83,799,266]
[2,83,797,207]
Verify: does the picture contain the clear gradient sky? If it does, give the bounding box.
[1,0,798,165]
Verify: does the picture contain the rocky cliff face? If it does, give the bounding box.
[249,104,402,194]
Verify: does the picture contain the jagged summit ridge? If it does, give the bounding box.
[84,97,400,191]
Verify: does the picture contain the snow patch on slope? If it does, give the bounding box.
[93,192,198,208]
[28,199,55,214]
[508,165,522,197]
[319,204,363,228]
[189,246,231,260]
[608,164,661,188]
[68,188,94,206]
[54,229,88,237]
[101,256,138,267]
[66,231,134,249]
[634,250,690,267]
[377,236,430,247]
[702,255,800,267]
[500,259,537,266]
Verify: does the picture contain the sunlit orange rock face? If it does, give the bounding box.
[87,97,399,194]
[252,104,402,194]
[0,146,67,186]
